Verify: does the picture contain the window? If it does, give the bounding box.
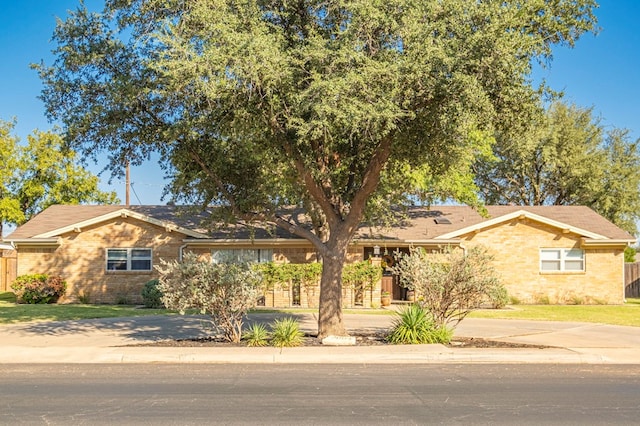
[106,248,152,271]
[211,249,273,264]
[540,249,584,272]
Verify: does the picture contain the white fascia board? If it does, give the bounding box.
[6,238,61,248]
[581,238,636,248]
[34,208,208,239]
[435,210,607,240]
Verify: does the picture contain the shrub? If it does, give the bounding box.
[156,252,262,343]
[243,323,270,347]
[270,317,304,348]
[141,279,164,308]
[387,304,452,344]
[390,245,502,328]
[487,284,509,309]
[11,274,67,304]
[77,290,92,304]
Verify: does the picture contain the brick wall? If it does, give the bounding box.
[460,218,625,304]
[14,214,622,306]
[16,217,185,304]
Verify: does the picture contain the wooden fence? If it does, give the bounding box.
[624,262,640,298]
[1,256,17,292]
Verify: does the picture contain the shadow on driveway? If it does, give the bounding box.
[7,312,321,343]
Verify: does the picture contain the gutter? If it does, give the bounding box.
[0,242,15,250]
[580,238,636,248]
[4,238,61,248]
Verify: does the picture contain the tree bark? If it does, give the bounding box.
[317,249,348,338]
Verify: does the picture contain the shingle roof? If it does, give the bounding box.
[355,205,635,241]
[5,204,635,242]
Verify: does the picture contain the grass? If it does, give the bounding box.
[0,298,170,325]
[2,291,639,327]
[469,298,640,327]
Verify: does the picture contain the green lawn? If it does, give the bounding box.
[468,298,640,327]
[0,299,170,324]
[1,291,639,327]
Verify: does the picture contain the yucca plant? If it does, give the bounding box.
[270,317,305,348]
[387,304,452,344]
[242,323,270,347]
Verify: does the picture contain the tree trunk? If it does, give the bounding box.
[317,250,348,338]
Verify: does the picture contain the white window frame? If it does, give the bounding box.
[106,248,153,271]
[540,248,584,272]
[211,248,273,264]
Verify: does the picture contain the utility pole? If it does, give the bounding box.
[125,161,130,206]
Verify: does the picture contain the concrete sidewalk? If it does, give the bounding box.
[0,312,638,364]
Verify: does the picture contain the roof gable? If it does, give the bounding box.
[7,205,208,240]
[6,204,635,244]
[355,205,635,242]
[435,209,607,240]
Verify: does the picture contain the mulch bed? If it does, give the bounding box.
[131,332,550,349]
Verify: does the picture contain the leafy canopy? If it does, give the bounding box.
[475,101,640,235]
[37,1,597,234]
[36,0,597,336]
[0,120,118,236]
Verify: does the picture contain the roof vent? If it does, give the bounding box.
[434,217,452,225]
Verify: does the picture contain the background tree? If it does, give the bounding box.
[475,101,640,234]
[0,120,23,237]
[0,121,118,236]
[36,0,597,337]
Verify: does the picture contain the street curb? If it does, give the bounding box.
[1,345,615,365]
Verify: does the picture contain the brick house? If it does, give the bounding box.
[4,204,635,305]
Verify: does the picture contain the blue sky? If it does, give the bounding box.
[1,1,638,206]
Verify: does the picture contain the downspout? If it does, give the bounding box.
[179,243,188,262]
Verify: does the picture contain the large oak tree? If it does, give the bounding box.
[37,0,597,337]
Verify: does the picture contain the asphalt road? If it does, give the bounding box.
[2,364,639,425]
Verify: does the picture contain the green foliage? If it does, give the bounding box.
[0,120,118,236]
[342,261,382,290]
[387,304,452,345]
[625,246,637,263]
[487,285,510,309]
[11,274,67,304]
[255,263,322,290]
[156,253,262,343]
[141,279,164,309]
[76,291,91,304]
[476,101,640,235]
[534,294,551,305]
[391,245,502,328]
[37,0,598,335]
[242,323,270,347]
[509,296,522,305]
[270,317,305,348]
[255,262,323,306]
